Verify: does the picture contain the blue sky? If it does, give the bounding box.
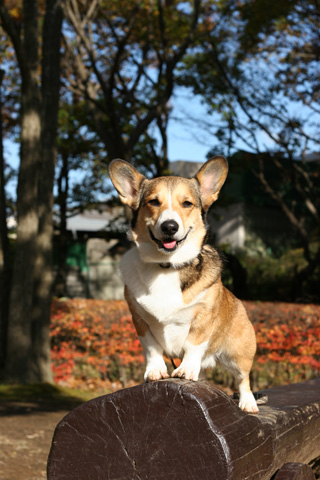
[167,92,215,162]
[168,123,211,162]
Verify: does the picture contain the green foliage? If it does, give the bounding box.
[222,243,320,302]
[238,0,298,49]
[182,0,320,156]
[180,0,320,296]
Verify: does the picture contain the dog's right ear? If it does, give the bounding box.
[109,159,145,208]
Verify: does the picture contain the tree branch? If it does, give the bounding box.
[0,1,28,81]
[253,157,312,263]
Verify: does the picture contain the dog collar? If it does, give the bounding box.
[159,262,171,269]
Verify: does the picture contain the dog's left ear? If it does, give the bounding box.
[109,159,146,208]
[194,156,228,210]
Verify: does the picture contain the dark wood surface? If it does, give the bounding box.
[47,378,320,480]
[272,462,316,480]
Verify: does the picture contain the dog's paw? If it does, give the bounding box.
[239,392,259,413]
[171,364,200,381]
[144,368,169,382]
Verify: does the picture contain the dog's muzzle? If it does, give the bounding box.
[149,226,191,252]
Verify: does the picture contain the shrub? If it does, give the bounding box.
[50,299,144,391]
[51,299,320,393]
[245,301,320,389]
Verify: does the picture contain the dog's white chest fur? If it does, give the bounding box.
[121,248,185,320]
[120,247,198,356]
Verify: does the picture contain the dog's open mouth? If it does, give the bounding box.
[149,228,191,252]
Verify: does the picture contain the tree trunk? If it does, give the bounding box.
[30,0,63,382]
[0,0,63,383]
[5,0,42,382]
[54,151,69,297]
[0,69,10,371]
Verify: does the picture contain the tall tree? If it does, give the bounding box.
[0,0,63,382]
[0,32,19,369]
[180,0,320,298]
[0,67,10,369]
[61,0,203,176]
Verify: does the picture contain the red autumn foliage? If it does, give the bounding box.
[50,299,320,392]
[50,299,144,391]
[244,301,320,387]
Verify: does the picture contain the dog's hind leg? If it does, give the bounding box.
[237,371,259,413]
[219,348,258,413]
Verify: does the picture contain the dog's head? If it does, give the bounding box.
[109,157,228,265]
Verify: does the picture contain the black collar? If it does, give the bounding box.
[159,262,171,269]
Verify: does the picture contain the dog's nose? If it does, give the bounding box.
[161,220,179,236]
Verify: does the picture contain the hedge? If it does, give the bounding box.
[50,299,320,392]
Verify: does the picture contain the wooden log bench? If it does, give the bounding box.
[47,377,320,479]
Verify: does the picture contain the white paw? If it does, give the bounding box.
[171,364,200,381]
[144,368,169,382]
[239,392,259,413]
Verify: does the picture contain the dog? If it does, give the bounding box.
[109,156,259,413]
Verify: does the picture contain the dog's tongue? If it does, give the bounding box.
[163,240,177,250]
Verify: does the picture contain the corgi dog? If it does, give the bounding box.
[109,156,259,413]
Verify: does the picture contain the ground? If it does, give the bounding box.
[0,400,72,480]
[0,384,100,480]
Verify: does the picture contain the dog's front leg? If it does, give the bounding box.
[171,311,210,381]
[139,330,169,382]
[125,288,169,382]
[172,340,208,381]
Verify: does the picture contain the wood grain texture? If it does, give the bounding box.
[47,378,320,480]
[272,463,316,480]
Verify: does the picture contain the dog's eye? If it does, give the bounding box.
[148,199,160,207]
[182,201,193,208]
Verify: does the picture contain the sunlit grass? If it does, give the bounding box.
[0,383,105,405]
